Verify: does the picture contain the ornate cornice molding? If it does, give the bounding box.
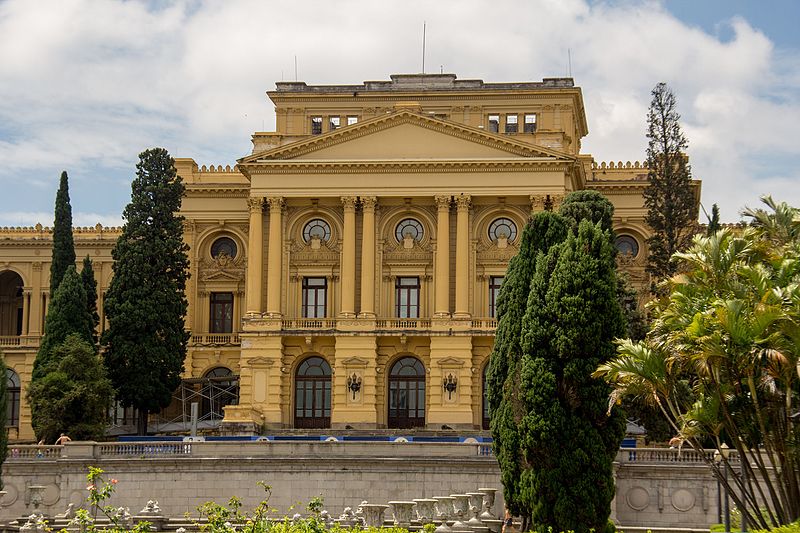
[245,159,571,175]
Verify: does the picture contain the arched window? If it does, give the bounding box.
[482,364,490,430]
[303,219,332,243]
[295,356,331,429]
[0,271,24,336]
[488,217,517,243]
[395,218,424,243]
[201,367,238,422]
[615,235,640,257]
[211,237,238,259]
[388,357,425,429]
[7,368,20,428]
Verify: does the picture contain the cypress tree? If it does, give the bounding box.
[519,220,626,533]
[643,83,697,287]
[81,255,100,345]
[31,266,94,381]
[50,171,76,296]
[558,190,615,233]
[487,211,568,520]
[0,354,7,489]
[103,148,189,436]
[707,204,721,236]
[27,334,114,443]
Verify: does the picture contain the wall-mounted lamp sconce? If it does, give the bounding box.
[347,373,362,400]
[443,373,458,400]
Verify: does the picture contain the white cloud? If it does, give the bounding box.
[0,0,797,222]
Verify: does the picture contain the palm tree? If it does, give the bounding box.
[596,197,800,528]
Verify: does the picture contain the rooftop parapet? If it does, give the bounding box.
[274,74,575,93]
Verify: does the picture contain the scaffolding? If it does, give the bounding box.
[108,374,240,436]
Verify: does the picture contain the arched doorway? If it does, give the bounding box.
[294,356,331,429]
[0,271,23,336]
[388,356,425,429]
[201,367,238,423]
[6,368,20,428]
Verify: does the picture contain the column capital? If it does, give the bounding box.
[266,197,284,211]
[359,196,378,211]
[435,195,452,210]
[341,196,358,210]
[247,197,264,213]
[455,194,472,211]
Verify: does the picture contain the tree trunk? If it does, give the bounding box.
[137,409,148,436]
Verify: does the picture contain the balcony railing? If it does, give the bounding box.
[0,336,20,346]
[281,319,338,330]
[374,318,432,330]
[189,333,240,346]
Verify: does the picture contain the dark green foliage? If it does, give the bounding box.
[616,272,648,342]
[50,171,76,296]
[31,266,95,382]
[27,334,113,443]
[559,190,615,233]
[643,83,697,286]
[487,211,568,519]
[0,354,7,489]
[103,148,189,435]
[519,220,626,533]
[707,204,721,236]
[81,256,100,345]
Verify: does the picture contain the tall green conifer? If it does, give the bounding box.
[487,211,568,520]
[81,256,100,345]
[707,204,721,236]
[50,171,76,296]
[519,220,625,533]
[103,148,189,436]
[31,266,94,381]
[643,83,697,287]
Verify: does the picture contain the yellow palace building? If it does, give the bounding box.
[0,73,699,440]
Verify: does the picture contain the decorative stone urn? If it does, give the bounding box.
[360,503,390,528]
[433,496,456,533]
[413,498,438,524]
[477,488,498,520]
[449,494,472,531]
[388,501,416,528]
[466,493,486,527]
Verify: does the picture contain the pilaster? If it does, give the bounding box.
[427,336,474,429]
[331,336,378,428]
[358,197,377,318]
[434,195,451,318]
[340,196,358,318]
[266,197,284,317]
[245,197,264,315]
[454,194,471,318]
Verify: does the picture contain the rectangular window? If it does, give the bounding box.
[347,116,358,126]
[505,114,518,134]
[488,114,499,133]
[210,292,234,333]
[302,277,327,318]
[395,277,420,319]
[489,276,504,318]
[329,116,340,131]
[524,114,537,133]
[311,116,323,135]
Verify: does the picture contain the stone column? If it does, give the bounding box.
[29,262,42,336]
[434,195,451,318]
[359,197,377,318]
[340,196,358,317]
[21,289,30,335]
[266,196,284,317]
[454,194,471,318]
[245,197,264,316]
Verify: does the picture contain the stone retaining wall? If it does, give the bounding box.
[0,442,727,530]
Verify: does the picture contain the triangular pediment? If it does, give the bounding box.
[240,111,573,164]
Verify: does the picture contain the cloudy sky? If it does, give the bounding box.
[0,0,797,226]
